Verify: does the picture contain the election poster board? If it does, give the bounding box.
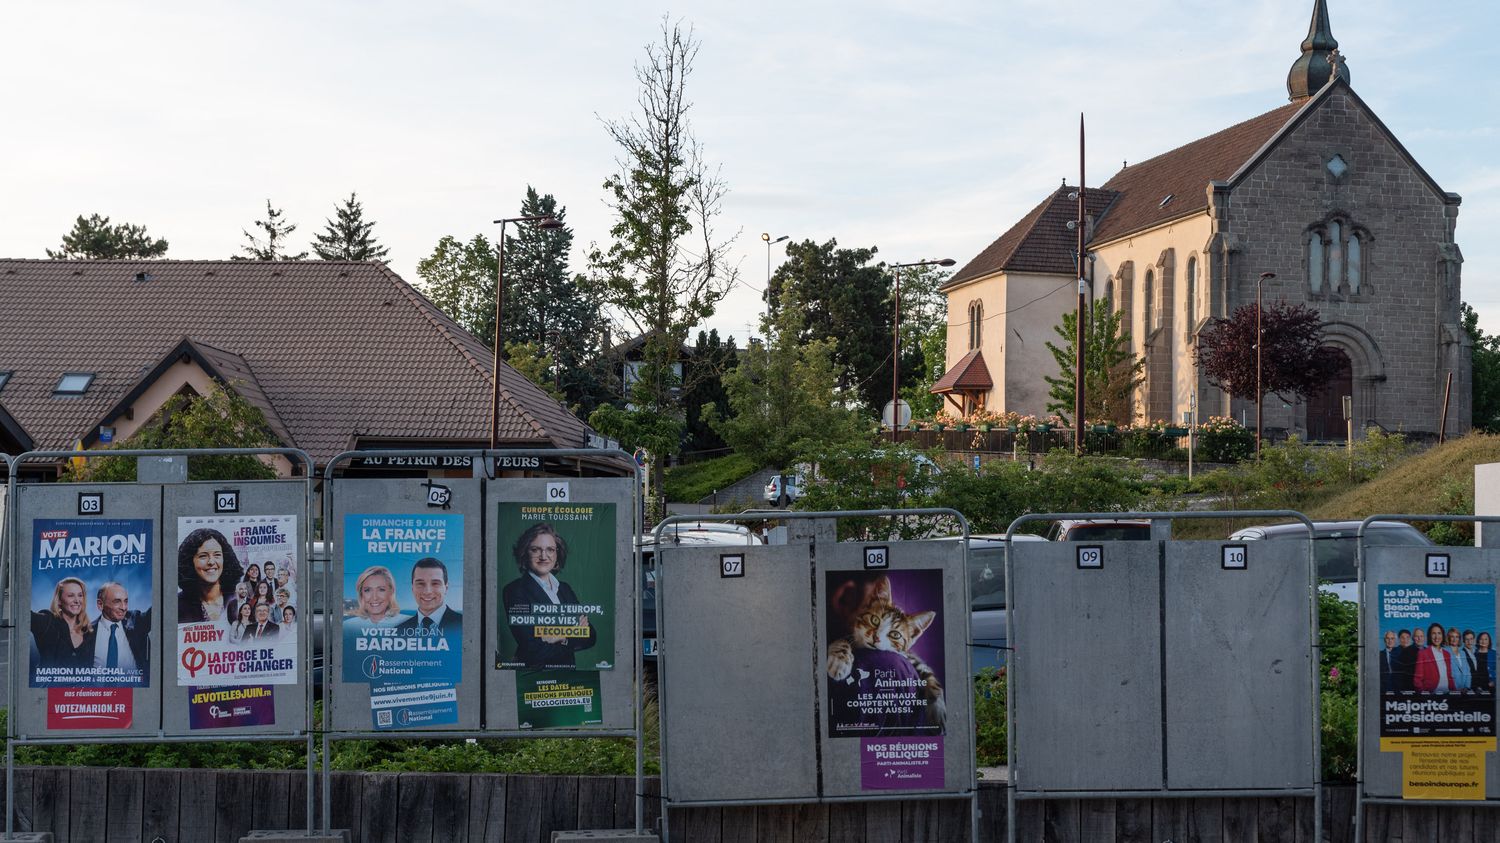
[14,483,163,737]
[1376,582,1498,800]
[494,502,615,671]
[175,514,299,689]
[342,512,465,730]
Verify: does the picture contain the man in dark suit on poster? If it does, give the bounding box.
[89,582,151,678]
[396,557,462,634]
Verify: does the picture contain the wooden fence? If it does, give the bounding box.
[4,767,1498,842]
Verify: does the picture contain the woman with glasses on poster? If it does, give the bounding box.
[178,527,245,626]
[502,522,595,668]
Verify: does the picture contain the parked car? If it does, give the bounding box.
[965,533,1049,672]
[1227,520,1433,602]
[764,472,804,507]
[1050,519,1154,541]
[641,523,764,659]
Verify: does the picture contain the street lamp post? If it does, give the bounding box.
[891,258,956,443]
[761,233,788,335]
[489,214,564,449]
[1255,271,1275,459]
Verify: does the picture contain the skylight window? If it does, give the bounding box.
[54,373,95,395]
[1158,194,1175,208]
[0,371,10,392]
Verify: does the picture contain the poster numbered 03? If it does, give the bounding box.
[344,513,465,730]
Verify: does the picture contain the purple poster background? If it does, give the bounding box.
[188,685,276,729]
[826,569,947,738]
[861,737,944,790]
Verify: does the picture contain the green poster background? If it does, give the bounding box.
[515,670,604,729]
[495,502,616,670]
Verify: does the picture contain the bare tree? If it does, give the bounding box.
[590,17,738,422]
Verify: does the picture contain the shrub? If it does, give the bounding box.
[1196,416,1253,463]
[973,667,1008,766]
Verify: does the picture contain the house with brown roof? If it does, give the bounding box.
[938,0,1469,440]
[0,259,604,475]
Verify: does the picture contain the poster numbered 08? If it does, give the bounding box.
[484,478,635,732]
[161,481,308,736]
[330,478,483,731]
[15,483,163,737]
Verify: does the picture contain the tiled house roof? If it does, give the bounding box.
[946,186,1118,287]
[1091,102,1304,243]
[931,349,993,392]
[0,259,590,462]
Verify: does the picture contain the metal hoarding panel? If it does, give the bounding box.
[818,540,971,798]
[1164,540,1313,789]
[658,543,820,803]
[161,480,308,737]
[1010,540,1164,792]
[14,482,163,738]
[484,478,635,731]
[1362,544,1500,801]
[329,477,482,732]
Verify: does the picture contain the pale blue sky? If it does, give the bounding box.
[3,0,1496,340]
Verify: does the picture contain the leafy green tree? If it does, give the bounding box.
[1044,300,1145,426]
[795,443,944,540]
[65,386,279,482]
[682,329,736,457]
[591,18,737,424]
[48,214,168,259]
[504,341,565,403]
[418,234,497,345]
[707,302,869,471]
[236,201,308,260]
[766,239,893,410]
[502,188,613,415]
[897,263,951,418]
[311,192,389,261]
[1463,302,1500,432]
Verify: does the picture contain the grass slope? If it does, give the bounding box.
[1309,432,1500,521]
[661,452,758,503]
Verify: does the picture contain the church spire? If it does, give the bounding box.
[1286,0,1350,101]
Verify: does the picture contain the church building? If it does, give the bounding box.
[935,0,1469,440]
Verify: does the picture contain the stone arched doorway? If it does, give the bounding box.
[1306,347,1352,441]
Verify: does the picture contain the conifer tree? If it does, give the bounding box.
[236,201,308,260]
[312,192,390,261]
[48,214,168,259]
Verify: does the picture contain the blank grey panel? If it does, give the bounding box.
[818,540,973,798]
[161,481,309,737]
[1164,540,1314,789]
[328,477,483,732]
[12,483,164,738]
[659,543,819,803]
[1361,544,1500,800]
[484,478,636,731]
[1010,540,1163,792]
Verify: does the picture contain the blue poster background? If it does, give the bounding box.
[29,518,154,687]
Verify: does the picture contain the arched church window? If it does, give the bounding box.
[968,300,983,350]
[1347,234,1361,294]
[1143,269,1155,333]
[1306,216,1371,297]
[1185,256,1197,336]
[1308,232,1324,293]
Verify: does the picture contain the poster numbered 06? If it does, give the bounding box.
[485,478,636,732]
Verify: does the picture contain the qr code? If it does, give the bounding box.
[376,710,393,727]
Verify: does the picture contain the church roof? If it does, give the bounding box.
[931,349,993,393]
[0,259,591,462]
[1090,101,1304,244]
[946,186,1118,287]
